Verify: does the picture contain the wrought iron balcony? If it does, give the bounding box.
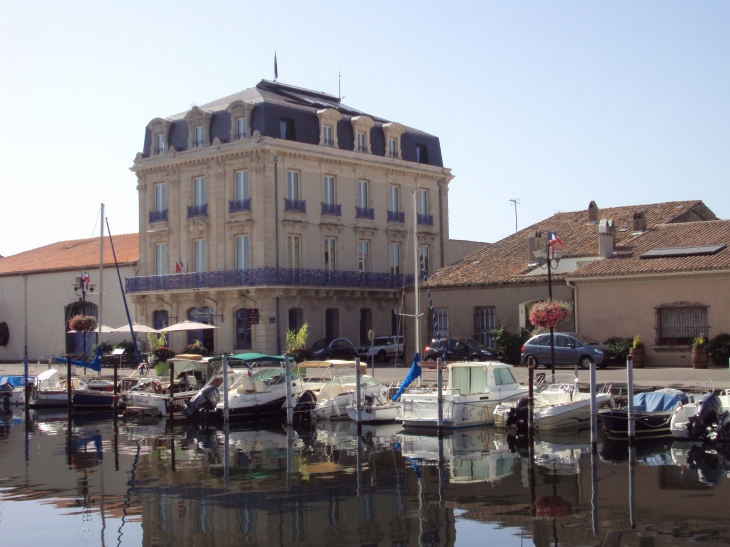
[187,204,208,219]
[234,132,246,140]
[154,147,165,155]
[357,145,368,153]
[417,213,434,226]
[387,210,405,223]
[229,199,251,213]
[193,140,206,148]
[321,202,341,216]
[126,267,414,293]
[285,198,306,213]
[323,138,335,147]
[149,209,168,223]
[356,206,375,220]
[388,151,399,159]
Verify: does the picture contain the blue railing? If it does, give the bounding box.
[417,213,434,226]
[229,199,251,213]
[321,202,341,216]
[149,209,168,223]
[126,267,414,293]
[285,199,306,213]
[388,210,405,223]
[187,204,208,219]
[356,206,375,220]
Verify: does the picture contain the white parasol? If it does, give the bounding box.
[110,322,160,334]
[160,320,217,333]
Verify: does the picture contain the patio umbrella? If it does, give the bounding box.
[110,322,160,333]
[68,324,117,334]
[160,320,217,333]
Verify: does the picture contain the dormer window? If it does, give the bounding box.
[388,138,398,158]
[280,118,296,140]
[235,117,247,140]
[416,144,429,164]
[194,126,205,147]
[350,115,375,154]
[357,132,367,152]
[382,122,405,160]
[156,134,165,155]
[323,126,334,147]
[316,108,341,149]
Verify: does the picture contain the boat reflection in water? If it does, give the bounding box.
[3,412,730,547]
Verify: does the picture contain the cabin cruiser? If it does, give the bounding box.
[397,361,529,430]
[494,376,614,431]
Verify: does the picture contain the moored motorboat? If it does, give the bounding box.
[0,375,34,405]
[671,390,730,440]
[598,388,688,438]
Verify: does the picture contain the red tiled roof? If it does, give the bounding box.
[429,200,714,288]
[0,233,138,276]
[568,220,730,279]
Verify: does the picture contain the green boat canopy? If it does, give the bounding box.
[209,353,286,363]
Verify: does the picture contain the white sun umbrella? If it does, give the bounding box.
[110,322,160,334]
[68,324,116,334]
[160,320,217,332]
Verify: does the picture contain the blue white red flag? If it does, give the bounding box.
[82,271,91,292]
[548,231,563,247]
[175,262,182,274]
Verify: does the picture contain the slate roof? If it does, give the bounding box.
[568,220,730,279]
[0,233,138,276]
[428,200,715,289]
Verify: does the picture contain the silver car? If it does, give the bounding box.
[357,336,404,362]
[521,333,617,369]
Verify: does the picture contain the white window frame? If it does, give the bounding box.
[194,177,206,207]
[155,183,166,212]
[357,131,367,152]
[156,134,165,155]
[389,243,400,275]
[287,235,301,269]
[236,235,250,270]
[324,237,336,271]
[194,125,205,146]
[236,117,247,140]
[417,189,428,215]
[155,243,167,276]
[323,125,333,145]
[194,239,207,273]
[388,185,400,213]
[389,138,397,158]
[419,245,429,274]
[323,176,336,205]
[357,180,369,209]
[235,170,249,202]
[287,171,300,201]
[357,240,370,272]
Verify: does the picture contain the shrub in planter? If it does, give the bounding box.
[709,333,730,366]
[284,323,311,363]
[604,337,633,361]
[491,326,531,365]
[181,340,209,356]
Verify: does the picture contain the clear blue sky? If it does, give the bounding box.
[2,1,728,257]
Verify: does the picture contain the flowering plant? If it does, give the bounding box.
[632,335,644,349]
[69,315,98,332]
[692,334,707,349]
[528,300,573,329]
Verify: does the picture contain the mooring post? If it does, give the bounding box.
[285,355,293,426]
[629,443,637,528]
[528,357,535,433]
[627,356,635,440]
[591,444,599,536]
[222,354,229,424]
[355,357,362,429]
[169,360,175,425]
[436,357,444,435]
[590,360,597,449]
[67,356,73,412]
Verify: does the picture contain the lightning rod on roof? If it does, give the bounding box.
[509,199,520,233]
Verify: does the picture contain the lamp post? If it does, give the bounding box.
[533,241,563,383]
[72,272,96,365]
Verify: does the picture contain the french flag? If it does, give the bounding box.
[548,231,563,247]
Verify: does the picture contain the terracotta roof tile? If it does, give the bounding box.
[430,200,713,288]
[0,233,138,276]
[568,220,730,278]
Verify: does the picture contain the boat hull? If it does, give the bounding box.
[347,404,400,423]
[207,395,288,422]
[598,408,674,437]
[30,390,70,407]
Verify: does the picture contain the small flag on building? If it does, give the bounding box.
[175,262,182,274]
[82,271,90,292]
[548,231,563,247]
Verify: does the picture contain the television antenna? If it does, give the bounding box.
[509,199,520,233]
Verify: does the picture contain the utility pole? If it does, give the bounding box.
[509,199,520,233]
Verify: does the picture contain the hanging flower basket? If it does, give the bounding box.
[529,300,573,329]
[69,315,98,333]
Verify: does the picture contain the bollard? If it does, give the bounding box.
[222,354,229,424]
[590,361,597,448]
[627,356,635,440]
[355,357,362,425]
[285,356,293,426]
[169,360,175,425]
[436,358,444,435]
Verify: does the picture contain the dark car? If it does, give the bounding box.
[310,338,358,360]
[423,338,505,362]
[521,332,616,369]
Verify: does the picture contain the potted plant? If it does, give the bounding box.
[528,300,573,329]
[692,334,709,369]
[629,335,645,368]
[69,315,98,333]
[284,323,313,364]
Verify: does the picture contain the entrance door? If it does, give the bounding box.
[188,307,214,353]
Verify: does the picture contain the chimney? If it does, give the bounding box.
[528,230,543,265]
[598,219,615,258]
[588,201,599,224]
[633,211,647,233]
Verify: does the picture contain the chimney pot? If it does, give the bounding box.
[633,211,647,233]
[528,230,543,265]
[588,201,599,223]
[598,218,615,258]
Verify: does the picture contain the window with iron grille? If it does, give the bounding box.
[474,306,496,346]
[434,308,449,337]
[656,305,708,345]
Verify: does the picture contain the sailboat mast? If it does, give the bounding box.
[412,191,421,388]
[98,203,105,361]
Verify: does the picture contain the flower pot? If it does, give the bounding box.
[629,347,645,368]
[692,348,709,369]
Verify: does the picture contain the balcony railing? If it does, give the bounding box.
[187,204,208,219]
[323,138,335,147]
[285,199,306,213]
[154,147,165,155]
[229,199,251,213]
[357,145,368,153]
[321,202,341,216]
[388,151,399,159]
[193,140,206,148]
[387,210,405,223]
[356,206,375,220]
[417,213,434,226]
[149,209,168,223]
[126,267,414,293]
[234,132,246,140]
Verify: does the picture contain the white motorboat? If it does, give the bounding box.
[494,377,614,431]
[397,361,529,430]
[29,369,69,407]
[0,375,32,405]
[346,392,400,423]
[670,390,730,439]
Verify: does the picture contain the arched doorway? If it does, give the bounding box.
[187,307,215,353]
[64,300,98,356]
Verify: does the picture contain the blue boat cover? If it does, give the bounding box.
[633,391,688,412]
[0,376,34,388]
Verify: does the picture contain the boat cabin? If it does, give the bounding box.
[447,363,518,395]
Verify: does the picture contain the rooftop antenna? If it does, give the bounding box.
[509,198,520,233]
[274,51,278,82]
[338,71,341,99]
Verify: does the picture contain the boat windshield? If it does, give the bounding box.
[250,368,285,383]
[493,367,517,386]
[333,375,378,387]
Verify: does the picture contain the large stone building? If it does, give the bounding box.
[128,80,482,355]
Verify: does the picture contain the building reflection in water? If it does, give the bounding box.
[2,411,730,546]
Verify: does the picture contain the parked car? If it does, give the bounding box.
[521,332,617,369]
[310,338,358,360]
[423,338,505,362]
[357,336,404,362]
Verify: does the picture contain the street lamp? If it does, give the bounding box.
[533,241,563,383]
[72,272,96,360]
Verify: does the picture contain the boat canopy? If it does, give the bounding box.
[35,369,59,382]
[209,353,285,363]
[633,390,688,412]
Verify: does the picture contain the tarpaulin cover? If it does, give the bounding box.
[633,390,688,412]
